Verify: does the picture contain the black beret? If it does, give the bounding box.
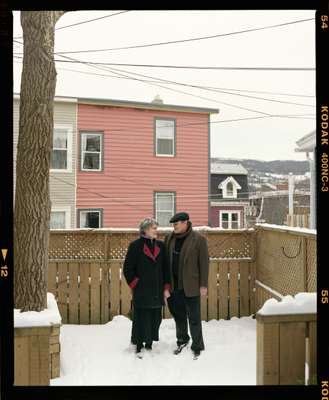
[169,212,190,223]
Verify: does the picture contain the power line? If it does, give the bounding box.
[13,11,130,40]
[13,58,315,98]
[15,56,315,71]
[48,17,314,54]
[81,60,315,108]
[55,53,314,117]
[51,174,309,205]
[14,44,316,119]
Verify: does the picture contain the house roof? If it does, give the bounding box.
[295,130,316,152]
[211,163,248,175]
[14,93,219,114]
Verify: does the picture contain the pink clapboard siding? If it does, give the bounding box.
[77,103,210,228]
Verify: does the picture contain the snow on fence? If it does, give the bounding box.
[256,293,317,385]
[47,259,256,324]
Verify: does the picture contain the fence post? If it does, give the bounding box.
[256,313,316,385]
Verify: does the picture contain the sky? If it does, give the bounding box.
[13,10,316,161]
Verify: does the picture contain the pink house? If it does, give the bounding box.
[76,96,218,228]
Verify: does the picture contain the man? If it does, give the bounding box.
[163,212,209,359]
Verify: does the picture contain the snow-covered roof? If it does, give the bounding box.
[211,163,248,175]
[295,130,316,152]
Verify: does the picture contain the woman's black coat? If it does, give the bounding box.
[123,237,171,308]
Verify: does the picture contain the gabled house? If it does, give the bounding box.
[210,163,249,228]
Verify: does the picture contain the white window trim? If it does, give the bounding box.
[155,192,175,224]
[155,120,175,157]
[218,176,241,199]
[50,124,73,173]
[219,210,241,229]
[50,206,71,229]
[78,209,102,228]
[81,132,103,172]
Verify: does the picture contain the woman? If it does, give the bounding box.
[123,218,171,358]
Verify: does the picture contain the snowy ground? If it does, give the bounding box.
[50,316,256,386]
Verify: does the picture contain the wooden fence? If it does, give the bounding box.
[256,312,317,385]
[47,225,316,324]
[47,259,256,324]
[255,225,316,312]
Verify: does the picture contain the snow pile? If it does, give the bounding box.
[14,293,62,328]
[51,316,256,386]
[258,292,317,316]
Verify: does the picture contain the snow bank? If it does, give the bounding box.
[51,315,256,386]
[14,293,62,328]
[255,223,316,235]
[258,292,317,316]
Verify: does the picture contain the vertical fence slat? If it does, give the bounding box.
[57,262,68,324]
[47,261,57,298]
[68,262,79,324]
[279,322,306,385]
[90,262,101,324]
[79,263,90,324]
[240,261,250,317]
[229,261,239,318]
[249,261,256,315]
[120,262,131,317]
[256,321,280,384]
[208,260,218,320]
[101,263,110,323]
[110,261,120,319]
[218,261,229,320]
[308,321,317,384]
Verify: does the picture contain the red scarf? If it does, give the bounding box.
[141,236,160,262]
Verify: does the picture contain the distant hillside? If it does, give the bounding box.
[211,158,310,175]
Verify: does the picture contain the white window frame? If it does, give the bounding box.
[50,206,71,229]
[80,132,103,172]
[218,176,241,199]
[78,209,103,228]
[155,192,175,226]
[155,118,175,157]
[219,210,241,229]
[50,125,73,173]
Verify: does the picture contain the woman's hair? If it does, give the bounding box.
[139,217,159,235]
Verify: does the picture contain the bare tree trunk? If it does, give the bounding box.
[14,11,65,312]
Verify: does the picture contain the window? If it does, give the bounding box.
[155,119,175,156]
[220,211,240,229]
[81,132,103,171]
[78,209,103,228]
[50,207,71,229]
[155,192,175,226]
[51,126,72,172]
[226,182,234,197]
[218,176,241,199]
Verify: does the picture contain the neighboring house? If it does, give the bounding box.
[210,163,249,228]
[76,95,218,228]
[13,94,218,229]
[249,184,310,226]
[295,130,316,229]
[13,95,77,229]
